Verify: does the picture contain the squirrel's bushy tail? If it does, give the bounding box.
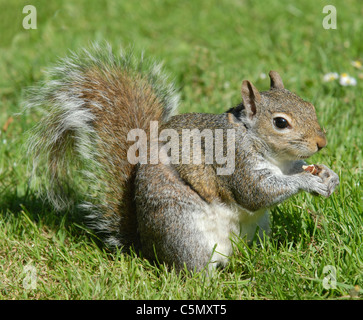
[25,43,179,248]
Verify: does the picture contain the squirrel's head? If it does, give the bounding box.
[238,71,326,161]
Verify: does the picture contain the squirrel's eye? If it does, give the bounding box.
[273,117,290,129]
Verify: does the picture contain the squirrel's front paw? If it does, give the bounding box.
[302,173,330,197]
[315,164,340,197]
[300,165,339,197]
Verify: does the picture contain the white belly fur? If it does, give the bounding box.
[194,202,270,267]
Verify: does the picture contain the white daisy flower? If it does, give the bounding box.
[259,72,267,80]
[351,60,362,69]
[339,73,357,86]
[323,72,339,82]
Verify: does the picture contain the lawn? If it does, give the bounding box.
[0,0,362,299]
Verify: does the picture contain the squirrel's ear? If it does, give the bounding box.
[241,80,261,120]
[269,71,284,89]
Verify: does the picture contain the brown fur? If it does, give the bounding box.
[78,68,166,247]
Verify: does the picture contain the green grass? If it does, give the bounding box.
[0,0,362,299]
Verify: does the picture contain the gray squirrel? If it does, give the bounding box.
[25,44,339,272]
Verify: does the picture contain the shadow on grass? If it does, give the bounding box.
[0,181,313,277]
[0,185,107,249]
[271,205,307,244]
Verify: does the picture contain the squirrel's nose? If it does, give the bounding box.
[316,136,327,151]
